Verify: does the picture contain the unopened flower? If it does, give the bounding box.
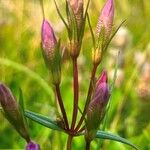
[41,20,61,84]
[26,141,40,150]
[0,83,30,142]
[41,19,57,64]
[85,71,110,141]
[96,0,114,39]
[68,0,84,29]
[92,48,102,65]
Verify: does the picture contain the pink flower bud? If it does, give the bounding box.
[0,83,30,142]
[68,0,83,28]
[26,141,40,150]
[41,20,57,62]
[86,71,110,141]
[96,0,114,38]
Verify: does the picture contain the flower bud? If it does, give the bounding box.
[85,71,110,141]
[96,0,114,39]
[69,41,80,58]
[41,19,57,64]
[68,0,84,29]
[26,141,40,150]
[41,20,61,85]
[92,48,102,65]
[0,83,30,142]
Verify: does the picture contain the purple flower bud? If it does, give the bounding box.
[96,0,114,38]
[85,71,110,141]
[41,20,61,84]
[26,141,40,150]
[68,0,83,28]
[41,20,57,62]
[0,83,30,142]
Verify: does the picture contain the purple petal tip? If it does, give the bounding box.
[26,141,40,150]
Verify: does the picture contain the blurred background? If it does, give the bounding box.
[0,0,150,149]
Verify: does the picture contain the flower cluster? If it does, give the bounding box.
[0,0,115,149]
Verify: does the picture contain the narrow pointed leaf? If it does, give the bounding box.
[84,0,90,18]
[19,88,25,113]
[40,0,45,19]
[18,88,28,126]
[103,20,126,53]
[25,110,63,131]
[96,131,140,150]
[87,13,96,48]
[101,51,120,130]
[53,0,69,31]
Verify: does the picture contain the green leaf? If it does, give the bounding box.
[96,131,140,150]
[25,110,63,131]
[87,13,95,48]
[103,20,126,53]
[18,88,28,126]
[39,0,45,20]
[101,51,120,131]
[53,0,69,32]
[19,88,25,113]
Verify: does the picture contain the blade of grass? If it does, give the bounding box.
[0,58,54,99]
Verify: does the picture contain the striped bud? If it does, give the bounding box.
[26,141,40,150]
[96,0,114,39]
[68,0,84,29]
[41,20,61,85]
[85,71,110,141]
[41,19,57,64]
[92,48,102,65]
[0,83,30,142]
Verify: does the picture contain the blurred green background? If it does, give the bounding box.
[0,0,150,149]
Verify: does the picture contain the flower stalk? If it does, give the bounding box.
[71,57,79,130]
[55,84,69,130]
[75,64,98,131]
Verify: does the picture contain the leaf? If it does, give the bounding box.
[24,110,63,131]
[84,0,90,18]
[39,0,45,19]
[18,88,28,126]
[101,51,120,130]
[53,0,69,32]
[87,13,96,48]
[19,88,25,113]
[96,131,140,150]
[103,20,126,53]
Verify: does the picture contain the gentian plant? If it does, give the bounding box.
[0,0,140,149]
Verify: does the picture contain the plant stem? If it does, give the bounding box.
[75,64,98,131]
[86,140,91,150]
[40,0,45,19]
[71,57,79,130]
[55,84,69,130]
[67,135,73,150]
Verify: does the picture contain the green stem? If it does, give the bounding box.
[55,84,69,130]
[86,140,91,150]
[75,65,98,131]
[71,58,79,130]
[40,0,45,19]
[67,135,73,150]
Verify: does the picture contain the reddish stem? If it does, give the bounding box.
[55,84,69,130]
[86,140,91,150]
[75,65,98,131]
[71,57,79,130]
[67,135,73,150]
